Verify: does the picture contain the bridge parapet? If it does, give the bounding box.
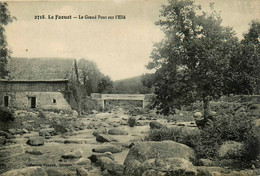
[90,93,154,109]
[102,94,145,101]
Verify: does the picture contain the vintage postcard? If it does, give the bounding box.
[0,0,259,175]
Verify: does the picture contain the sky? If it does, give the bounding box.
[5,0,260,81]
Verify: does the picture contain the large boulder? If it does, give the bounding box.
[71,110,79,117]
[92,144,122,153]
[124,141,196,165]
[193,111,203,118]
[149,121,164,129]
[1,167,48,176]
[196,166,229,176]
[96,134,118,143]
[218,140,244,159]
[96,156,114,167]
[124,141,196,176]
[27,137,44,146]
[25,149,43,155]
[139,158,197,176]
[76,167,88,176]
[198,158,214,166]
[61,149,82,159]
[108,128,128,135]
[44,169,64,176]
[92,127,107,136]
[39,128,55,136]
[0,130,15,139]
[8,129,24,135]
[88,152,114,163]
[75,158,91,166]
[99,158,125,176]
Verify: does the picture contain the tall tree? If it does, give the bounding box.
[226,20,260,95]
[147,0,238,118]
[97,76,114,93]
[0,3,15,78]
[78,58,103,95]
[240,20,260,95]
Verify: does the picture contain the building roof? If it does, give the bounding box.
[0,79,69,83]
[7,57,74,80]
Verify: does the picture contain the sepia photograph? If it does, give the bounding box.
[0,0,260,175]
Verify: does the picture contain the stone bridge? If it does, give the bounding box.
[91,93,154,109]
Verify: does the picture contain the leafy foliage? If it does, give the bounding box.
[0,3,15,78]
[77,59,103,95]
[227,20,260,95]
[128,116,137,127]
[147,112,260,162]
[63,79,103,114]
[147,127,200,147]
[145,0,259,117]
[77,58,114,95]
[62,80,83,113]
[127,107,148,116]
[97,76,114,93]
[0,107,15,122]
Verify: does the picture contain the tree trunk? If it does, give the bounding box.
[74,60,80,84]
[203,97,211,119]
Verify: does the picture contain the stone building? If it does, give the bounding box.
[0,79,71,110]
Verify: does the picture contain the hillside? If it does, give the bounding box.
[114,75,151,94]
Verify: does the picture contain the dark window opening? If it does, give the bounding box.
[4,96,9,107]
[53,99,56,104]
[29,97,36,108]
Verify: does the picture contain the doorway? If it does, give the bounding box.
[4,96,9,107]
[29,97,36,108]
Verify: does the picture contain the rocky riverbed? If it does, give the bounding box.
[0,107,259,176]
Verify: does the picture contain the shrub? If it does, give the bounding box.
[242,125,260,162]
[147,127,200,148]
[80,97,103,113]
[52,123,68,134]
[128,116,137,127]
[147,113,260,164]
[63,81,103,114]
[165,113,194,122]
[128,107,148,116]
[0,107,15,122]
[196,114,260,162]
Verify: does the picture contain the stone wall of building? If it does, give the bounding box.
[0,92,71,110]
[0,80,71,110]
